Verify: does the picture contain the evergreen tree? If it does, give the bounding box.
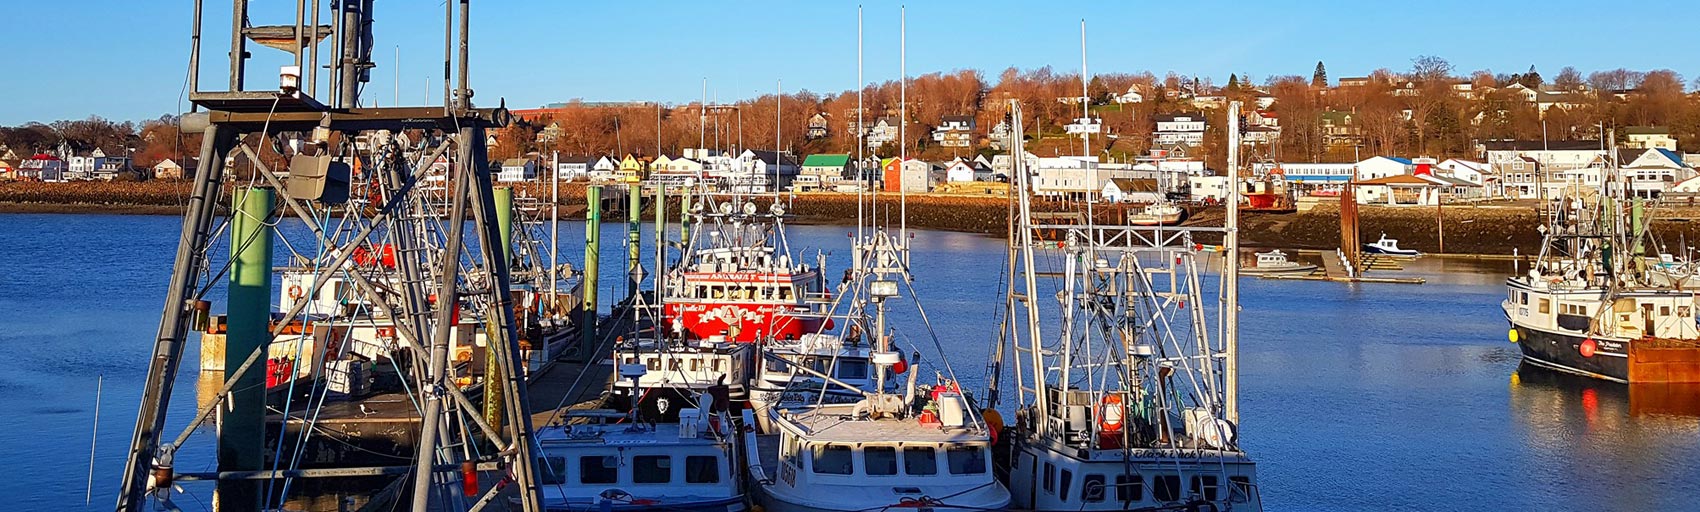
[1312,61,1328,87]
[1519,65,1543,88]
[1227,74,1240,91]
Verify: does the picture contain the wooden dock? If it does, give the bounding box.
[1260,250,1425,284]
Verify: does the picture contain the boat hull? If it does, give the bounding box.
[1361,245,1420,257]
[666,301,829,342]
[1511,324,1631,383]
[1006,441,1260,511]
[544,495,745,512]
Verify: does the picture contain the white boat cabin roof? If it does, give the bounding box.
[536,421,725,448]
[777,406,990,445]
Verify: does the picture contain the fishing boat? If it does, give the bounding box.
[1362,233,1420,257]
[743,16,1011,508]
[610,335,755,421]
[1127,201,1186,226]
[663,197,832,342]
[1504,166,1700,383]
[535,402,746,511]
[748,332,879,425]
[989,100,1261,511]
[1241,250,1317,275]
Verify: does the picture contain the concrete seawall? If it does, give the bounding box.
[9,181,1700,256]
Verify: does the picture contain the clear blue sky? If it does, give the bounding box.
[3,0,1695,125]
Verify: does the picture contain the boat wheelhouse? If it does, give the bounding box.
[1242,250,1317,275]
[1127,202,1186,226]
[663,198,831,342]
[744,399,1010,512]
[535,410,745,512]
[610,337,754,420]
[1362,233,1420,257]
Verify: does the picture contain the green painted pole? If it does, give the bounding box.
[495,187,514,264]
[583,186,601,353]
[219,187,273,509]
[627,185,641,296]
[653,185,667,323]
[679,186,691,242]
[1631,197,1645,256]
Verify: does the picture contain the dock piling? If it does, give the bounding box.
[220,186,273,509]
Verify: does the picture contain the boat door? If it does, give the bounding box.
[1644,303,1656,336]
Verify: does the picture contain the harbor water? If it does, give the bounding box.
[3,213,1699,510]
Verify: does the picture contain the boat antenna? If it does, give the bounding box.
[899,4,907,239]
[857,4,864,244]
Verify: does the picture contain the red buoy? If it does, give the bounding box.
[1580,338,1597,358]
[461,461,478,497]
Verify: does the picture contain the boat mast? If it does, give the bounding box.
[551,150,559,302]
[899,5,907,240]
[1224,101,1242,424]
[1009,100,1049,431]
[857,5,864,243]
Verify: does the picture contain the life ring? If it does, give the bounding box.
[1097,394,1125,432]
[287,285,305,300]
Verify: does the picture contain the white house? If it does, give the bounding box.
[866,117,900,150]
[1619,148,1694,198]
[1355,156,1414,180]
[498,158,537,182]
[1100,178,1161,203]
[1189,175,1228,202]
[992,151,1039,180]
[1154,113,1206,146]
[1114,86,1144,104]
[589,156,619,181]
[17,154,66,182]
[1624,126,1678,151]
[556,156,594,180]
[1483,140,1604,172]
[1355,174,1440,206]
[730,150,800,193]
[931,115,975,148]
[943,158,977,182]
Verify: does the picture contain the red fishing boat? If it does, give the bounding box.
[662,198,832,342]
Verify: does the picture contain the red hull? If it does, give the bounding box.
[664,301,829,342]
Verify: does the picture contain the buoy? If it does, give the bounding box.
[287,285,305,300]
[1097,394,1125,432]
[1580,338,1597,358]
[983,408,1004,445]
[1508,329,1519,343]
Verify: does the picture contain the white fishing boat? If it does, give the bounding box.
[1241,250,1318,275]
[1362,233,1421,257]
[989,100,1261,511]
[748,332,879,425]
[743,16,1011,508]
[610,336,754,421]
[1127,201,1186,226]
[535,405,746,512]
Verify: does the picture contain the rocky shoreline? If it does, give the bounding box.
[8,181,1700,256]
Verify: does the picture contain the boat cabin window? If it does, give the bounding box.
[1538,298,1550,314]
[836,360,868,380]
[1229,476,1252,503]
[1082,474,1106,503]
[538,456,568,485]
[1519,292,1528,306]
[1042,462,1055,492]
[946,446,987,475]
[769,358,790,373]
[1059,469,1073,502]
[1115,474,1144,502]
[685,455,720,483]
[711,359,724,372]
[634,455,671,484]
[689,359,702,372]
[669,359,683,371]
[864,446,898,476]
[580,456,618,484]
[1153,474,1182,502]
[1192,475,1220,501]
[904,446,939,476]
[779,286,794,301]
[647,358,661,371]
[623,357,636,365]
[811,444,854,474]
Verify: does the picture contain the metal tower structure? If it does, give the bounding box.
[115,1,542,510]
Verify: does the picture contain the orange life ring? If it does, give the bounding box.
[1097,394,1125,432]
[287,285,305,300]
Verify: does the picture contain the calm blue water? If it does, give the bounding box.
[2,213,1697,511]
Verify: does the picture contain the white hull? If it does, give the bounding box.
[1009,441,1260,511]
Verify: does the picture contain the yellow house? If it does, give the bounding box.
[618,154,647,183]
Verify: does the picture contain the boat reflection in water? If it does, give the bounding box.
[1511,361,1700,420]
